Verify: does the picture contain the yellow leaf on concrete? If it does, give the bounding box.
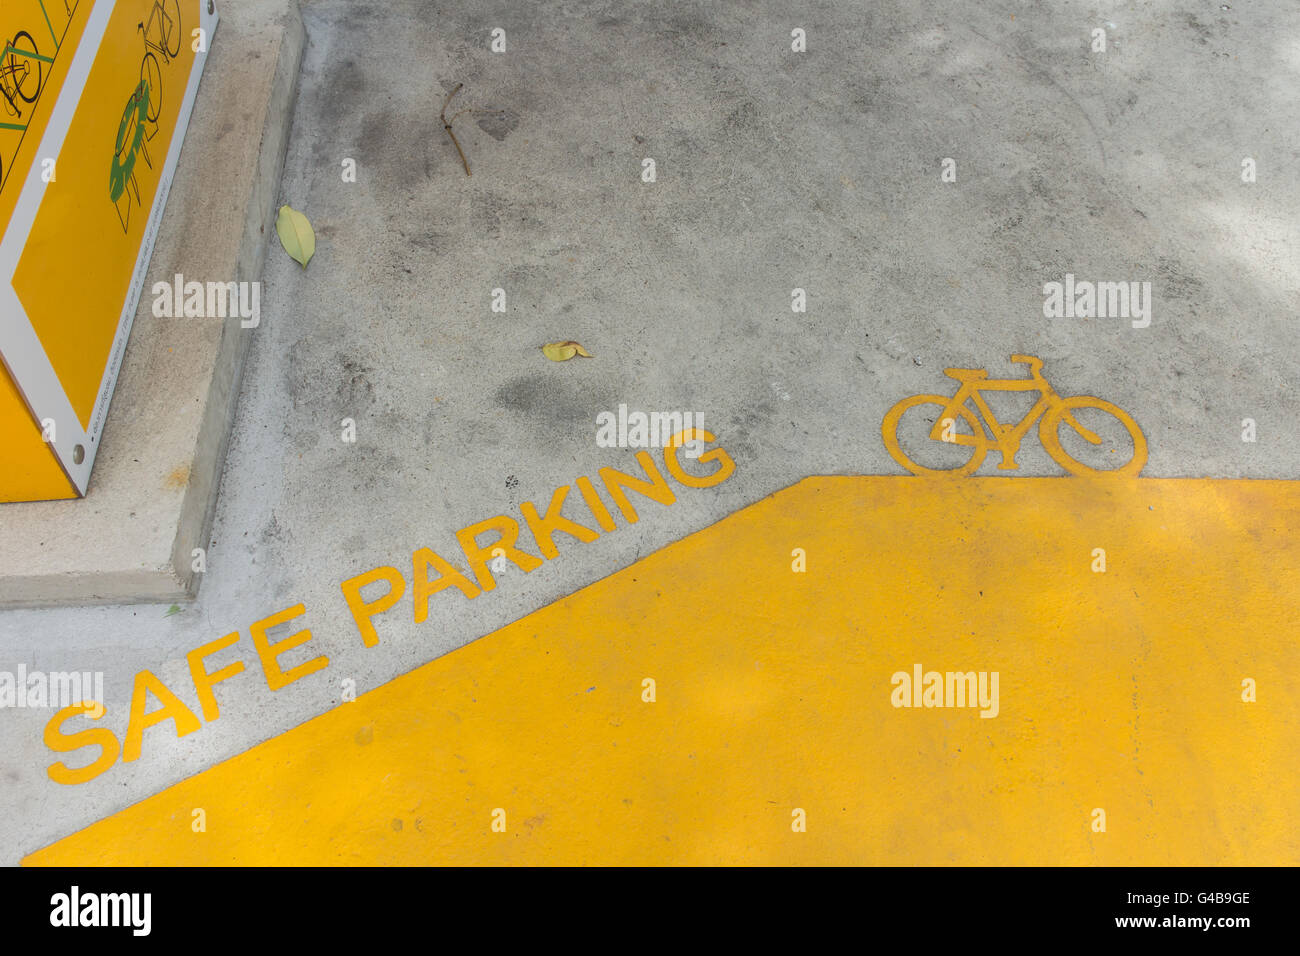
[541,341,592,361]
[275,204,315,267]
[542,343,576,361]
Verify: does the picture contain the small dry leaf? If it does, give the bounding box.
[541,340,593,361]
[275,204,316,267]
[542,343,576,361]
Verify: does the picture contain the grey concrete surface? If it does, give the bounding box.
[2,0,1298,863]
[0,0,304,607]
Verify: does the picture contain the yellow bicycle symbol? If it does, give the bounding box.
[882,354,1147,477]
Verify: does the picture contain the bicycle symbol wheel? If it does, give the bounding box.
[109,81,149,203]
[1039,396,1147,477]
[141,51,161,123]
[9,31,41,103]
[881,394,988,476]
[164,0,182,59]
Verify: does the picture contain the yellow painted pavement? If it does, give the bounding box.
[25,477,1300,865]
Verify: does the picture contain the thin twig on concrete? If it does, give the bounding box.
[440,83,506,177]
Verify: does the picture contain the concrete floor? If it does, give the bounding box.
[2,0,1298,863]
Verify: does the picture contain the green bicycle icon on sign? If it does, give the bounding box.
[110,80,152,232]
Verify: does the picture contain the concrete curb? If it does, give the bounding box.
[0,0,304,608]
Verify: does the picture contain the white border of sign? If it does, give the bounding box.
[0,0,218,496]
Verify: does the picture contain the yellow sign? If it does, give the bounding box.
[883,354,1147,477]
[0,0,217,501]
